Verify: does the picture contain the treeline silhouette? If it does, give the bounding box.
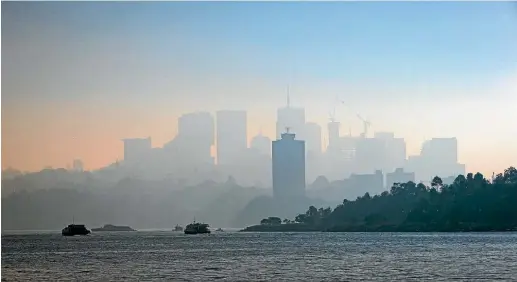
[247,167,517,232]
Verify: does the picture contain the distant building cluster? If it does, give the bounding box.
[118,96,465,199]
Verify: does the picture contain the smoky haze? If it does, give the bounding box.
[2,2,517,230]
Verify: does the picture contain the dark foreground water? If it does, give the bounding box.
[2,232,517,281]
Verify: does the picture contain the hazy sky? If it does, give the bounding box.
[2,1,517,175]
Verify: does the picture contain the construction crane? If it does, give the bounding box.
[328,97,345,122]
[356,114,371,138]
[328,110,336,123]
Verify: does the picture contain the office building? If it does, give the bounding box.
[327,121,340,150]
[250,133,271,157]
[386,168,415,188]
[405,137,464,183]
[122,137,152,164]
[348,170,384,195]
[373,132,407,173]
[421,137,458,164]
[72,159,84,172]
[304,122,322,154]
[216,110,247,165]
[176,112,215,165]
[272,130,306,199]
[178,112,214,145]
[355,137,386,174]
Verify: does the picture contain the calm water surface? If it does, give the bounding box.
[2,232,517,281]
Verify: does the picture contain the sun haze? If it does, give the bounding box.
[2,1,516,175]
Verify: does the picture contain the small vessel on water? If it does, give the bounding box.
[91,224,136,232]
[174,225,184,232]
[215,228,224,232]
[62,224,91,236]
[184,221,210,234]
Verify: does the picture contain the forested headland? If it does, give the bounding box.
[244,167,517,232]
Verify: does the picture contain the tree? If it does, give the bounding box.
[260,217,282,225]
[268,217,282,225]
[306,206,318,217]
[431,176,443,190]
[255,167,517,233]
[495,167,517,184]
[505,167,517,184]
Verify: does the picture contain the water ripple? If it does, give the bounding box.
[2,232,517,281]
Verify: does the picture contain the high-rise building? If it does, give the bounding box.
[272,130,306,199]
[72,159,84,172]
[304,122,322,154]
[386,168,415,188]
[354,137,386,174]
[374,132,395,140]
[373,132,407,173]
[405,137,464,183]
[178,112,214,144]
[421,138,458,164]
[176,112,215,165]
[349,170,384,195]
[239,133,272,187]
[250,133,271,157]
[122,137,152,164]
[216,110,247,165]
[327,121,340,150]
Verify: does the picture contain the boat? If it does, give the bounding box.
[184,222,210,234]
[215,228,224,232]
[173,225,184,232]
[62,224,91,236]
[91,224,136,232]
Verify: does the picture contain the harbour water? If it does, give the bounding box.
[2,232,517,281]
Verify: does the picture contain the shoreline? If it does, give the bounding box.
[240,224,517,233]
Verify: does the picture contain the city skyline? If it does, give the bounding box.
[2,1,516,175]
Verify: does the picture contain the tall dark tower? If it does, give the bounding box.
[272,129,306,200]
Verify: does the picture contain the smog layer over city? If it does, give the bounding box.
[2,1,517,281]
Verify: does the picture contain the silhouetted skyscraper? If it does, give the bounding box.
[405,137,464,183]
[355,137,386,174]
[216,110,247,165]
[304,122,322,154]
[177,112,214,165]
[272,130,306,199]
[421,138,458,164]
[250,133,271,157]
[386,168,415,188]
[122,137,152,164]
[72,159,84,172]
[327,121,340,149]
[374,132,407,173]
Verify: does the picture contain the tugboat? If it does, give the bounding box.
[62,224,91,236]
[173,224,184,232]
[184,221,210,234]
